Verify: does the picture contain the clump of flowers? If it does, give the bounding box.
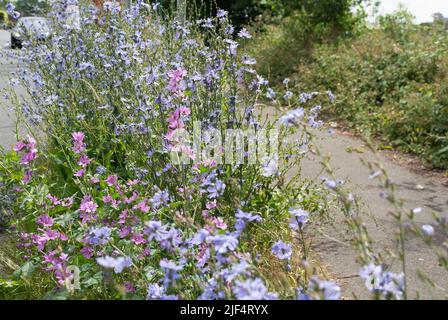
[360,263,405,300]
[5,0,443,302]
[12,135,38,184]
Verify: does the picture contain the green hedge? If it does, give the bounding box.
[295,26,448,168]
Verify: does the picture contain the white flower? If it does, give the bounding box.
[261,156,279,177]
[421,224,434,237]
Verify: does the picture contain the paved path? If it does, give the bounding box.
[261,106,448,299]
[305,130,447,300]
[0,30,21,149]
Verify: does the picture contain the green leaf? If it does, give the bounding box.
[12,261,36,279]
[0,278,21,288]
[42,289,69,300]
[436,145,448,155]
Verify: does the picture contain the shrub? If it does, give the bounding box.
[246,1,372,85]
[294,23,448,168]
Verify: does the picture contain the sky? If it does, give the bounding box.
[374,0,448,23]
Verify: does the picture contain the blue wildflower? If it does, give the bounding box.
[88,226,111,245]
[289,208,309,229]
[233,278,277,300]
[96,256,132,274]
[284,91,293,100]
[188,228,210,247]
[222,259,250,282]
[199,278,220,300]
[104,1,121,14]
[5,3,14,15]
[217,9,228,19]
[279,108,305,126]
[96,166,107,175]
[261,157,279,177]
[237,28,251,39]
[360,263,405,300]
[235,209,262,222]
[208,234,238,254]
[299,277,341,300]
[271,241,292,260]
[147,283,179,300]
[144,220,165,241]
[160,259,183,288]
[158,227,182,251]
[206,180,226,199]
[150,189,170,208]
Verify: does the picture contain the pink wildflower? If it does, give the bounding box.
[79,212,97,224]
[123,282,136,293]
[206,201,217,210]
[211,217,228,230]
[72,131,85,143]
[123,191,138,204]
[119,226,131,238]
[77,155,91,167]
[46,194,61,206]
[26,135,37,149]
[133,200,150,213]
[13,140,26,152]
[72,132,86,154]
[74,169,85,177]
[167,67,187,94]
[105,175,118,186]
[22,170,33,184]
[36,214,54,227]
[80,246,94,259]
[131,233,147,245]
[61,197,74,208]
[118,210,128,224]
[20,149,38,165]
[126,179,140,186]
[90,177,100,184]
[80,196,98,213]
[59,233,68,241]
[102,195,113,203]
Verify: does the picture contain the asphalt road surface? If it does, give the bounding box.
[0,30,22,149]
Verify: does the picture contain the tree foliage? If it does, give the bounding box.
[216,0,373,33]
[14,0,50,16]
[154,0,373,33]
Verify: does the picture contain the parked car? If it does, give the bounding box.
[11,17,51,49]
[0,10,10,29]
